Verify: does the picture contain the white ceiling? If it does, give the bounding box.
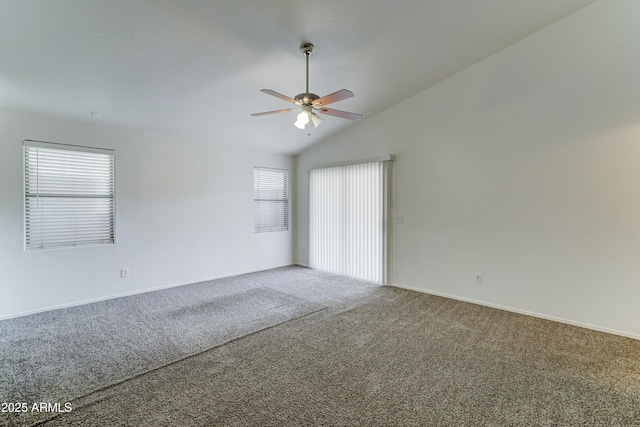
[0,0,595,155]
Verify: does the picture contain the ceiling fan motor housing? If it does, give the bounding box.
[294,93,319,105]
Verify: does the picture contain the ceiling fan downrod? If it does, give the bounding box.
[300,42,313,94]
[294,43,319,105]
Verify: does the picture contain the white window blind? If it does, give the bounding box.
[24,140,115,250]
[309,161,385,283]
[254,167,289,233]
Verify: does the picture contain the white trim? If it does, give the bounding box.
[254,166,289,172]
[310,154,395,171]
[382,160,393,285]
[0,264,295,321]
[23,139,115,155]
[390,282,640,341]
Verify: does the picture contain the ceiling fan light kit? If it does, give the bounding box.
[252,42,362,129]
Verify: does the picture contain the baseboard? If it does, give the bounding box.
[295,262,310,268]
[0,264,298,321]
[391,282,640,341]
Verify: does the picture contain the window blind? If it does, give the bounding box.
[309,161,384,283]
[24,140,115,250]
[254,167,289,233]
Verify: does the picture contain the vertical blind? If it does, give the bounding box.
[24,140,115,250]
[309,161,384,283]
[254,167,289,233]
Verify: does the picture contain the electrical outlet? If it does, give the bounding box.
[120,268,130,279]
[474,273,483,284]
[395,216,404,224]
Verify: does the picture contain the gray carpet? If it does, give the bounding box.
[1,266,640,426]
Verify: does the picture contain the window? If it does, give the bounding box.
[309,157,393,284]
[24,140,115,250]
[254,167,289,233]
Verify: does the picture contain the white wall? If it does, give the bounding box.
[0,109,293,319]
[296,0,640,339]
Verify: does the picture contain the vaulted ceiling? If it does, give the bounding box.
[0,0,595,155]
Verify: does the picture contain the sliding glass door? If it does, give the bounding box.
[309,159,392,283]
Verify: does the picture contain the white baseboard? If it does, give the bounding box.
[0,264,298,321]
[391,282,640,341]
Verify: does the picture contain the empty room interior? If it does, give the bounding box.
[1,1,640,425]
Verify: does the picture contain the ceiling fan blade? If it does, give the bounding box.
[312,89,354,106]
[260,89,298,104]
[317,107,362,121]
[251,108,299,117]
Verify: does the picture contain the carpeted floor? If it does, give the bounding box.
[1,266,639,426]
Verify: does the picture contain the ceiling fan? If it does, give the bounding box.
[251,42,362,129]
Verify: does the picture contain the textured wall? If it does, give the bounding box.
[296,0,640,338]
[0,109,293,318]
